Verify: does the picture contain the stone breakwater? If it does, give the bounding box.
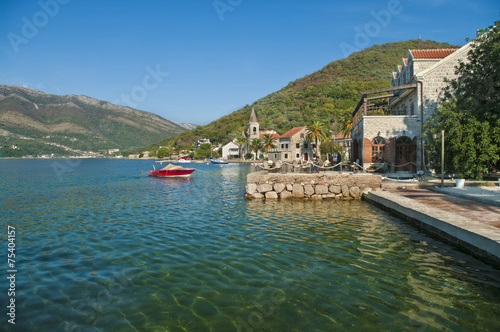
[245,172,382,200]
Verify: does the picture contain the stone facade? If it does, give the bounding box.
[352,43,472,172]
[268,127,315,163]
[245,172,382,200]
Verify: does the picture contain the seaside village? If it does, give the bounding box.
[138,41,474,176]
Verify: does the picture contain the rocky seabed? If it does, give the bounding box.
[244,173,382,200]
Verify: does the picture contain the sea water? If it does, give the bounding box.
[0,159,499,331]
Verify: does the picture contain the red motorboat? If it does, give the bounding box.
[148,163,195,178]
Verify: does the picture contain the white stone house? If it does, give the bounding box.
[268,126,315,163]
[222,141,240,159]
[351,43,472,172]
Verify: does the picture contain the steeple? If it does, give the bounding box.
[249,107,258,123]
[248,107,260,140]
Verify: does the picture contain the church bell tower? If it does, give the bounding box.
[248,107,259,140]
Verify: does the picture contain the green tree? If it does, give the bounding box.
[250,138,263,160]
[193,143,212,160]
[157,147,169,158]
[306,121,331,159]
[337,109,353,138]
[235,135,249,160]
[261,133,276,158]
[425,21,500,179]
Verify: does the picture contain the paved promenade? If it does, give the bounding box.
[364,186,500,265]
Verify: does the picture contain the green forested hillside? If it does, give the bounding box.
[148,39,456,150]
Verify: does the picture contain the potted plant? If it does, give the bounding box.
[456,173,465,188]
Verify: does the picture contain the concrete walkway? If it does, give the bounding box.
[364,186,500,265]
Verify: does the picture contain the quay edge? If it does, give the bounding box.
[364,190,500,265]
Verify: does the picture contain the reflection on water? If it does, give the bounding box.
[0,160,499,331]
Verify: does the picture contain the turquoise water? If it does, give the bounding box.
[1,159,500,331]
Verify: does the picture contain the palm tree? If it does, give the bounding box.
[337,110,353,138]
[235,134,248,160]
[262,133,276,158]
[306,121,331,159]
[250,138,263,160]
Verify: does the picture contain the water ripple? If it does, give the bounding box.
[1,160,499,331]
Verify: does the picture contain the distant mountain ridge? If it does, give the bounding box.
[0,85,187,156]
[151,39,457,150]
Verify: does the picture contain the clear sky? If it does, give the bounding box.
[0,0,498,125]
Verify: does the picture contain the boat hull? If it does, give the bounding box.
[148,168,195,178]
[211,160,228,165]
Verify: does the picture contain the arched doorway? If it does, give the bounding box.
[371,137,386,163]
[396,136,416,172]
[303,152,309,162]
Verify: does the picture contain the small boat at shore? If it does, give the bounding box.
[149,164,195,178]
[176,157,191,163]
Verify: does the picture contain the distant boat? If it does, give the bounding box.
[149,163,195,178]
[176,157,191,163]
[211,159,228,165]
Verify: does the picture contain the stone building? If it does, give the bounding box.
[248,107,260,141]
[351,43,472,172]
[268,126,315,163]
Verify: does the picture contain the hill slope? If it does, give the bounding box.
[0,85,187,156]
[152,39,456,150]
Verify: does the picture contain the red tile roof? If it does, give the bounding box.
[260,133,280,140]
[410,48,459,59]
[333,132,351,140]
[280,126,306,138]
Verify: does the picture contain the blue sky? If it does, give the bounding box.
[0,0,498,125]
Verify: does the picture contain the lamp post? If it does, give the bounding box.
[433,130,445,187]
[440,130,444,187]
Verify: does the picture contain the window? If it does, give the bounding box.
[296,143,300,149]
[285,144,289,149]
[372,137,386,163]
[296,153,300,158]
[284,153,288,159]
[304,143,308,149]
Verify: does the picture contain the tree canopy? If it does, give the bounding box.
[425,21,500,179]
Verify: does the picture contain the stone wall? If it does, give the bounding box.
[245,172,382,200]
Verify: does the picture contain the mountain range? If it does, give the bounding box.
[0,85,189,157]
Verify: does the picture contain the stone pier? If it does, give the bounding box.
[245,172,382,200]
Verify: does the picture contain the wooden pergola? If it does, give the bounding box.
[352,83,417,124]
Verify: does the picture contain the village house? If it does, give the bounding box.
[351,42,472,173]
[268,126,316,164]
[222,141,240,159]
